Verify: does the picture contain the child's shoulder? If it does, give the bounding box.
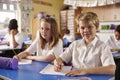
[71,39,82,46]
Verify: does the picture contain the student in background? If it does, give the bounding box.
[0,19,24,49]
[105,25,120,52]
[0,19,24,57]
[54,12,115,76]
[63,29,74,47]
[14,18,63,62]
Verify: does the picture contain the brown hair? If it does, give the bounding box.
[76,12,99,29]
[39,18,60,49]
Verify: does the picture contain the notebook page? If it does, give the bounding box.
[18,59,32,65]
[40,64,72,75]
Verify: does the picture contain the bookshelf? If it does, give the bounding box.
[60,9,81,39]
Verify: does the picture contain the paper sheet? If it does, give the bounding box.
[40,64,72,75]
[18,59,32,65]
[109,76,115,80]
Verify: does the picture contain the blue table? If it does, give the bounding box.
[0,61,113,80]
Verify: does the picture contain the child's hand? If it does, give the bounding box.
[54,58,63,72]
[65,69,87,76]
[13,55,21,61]
[9,30,16,35]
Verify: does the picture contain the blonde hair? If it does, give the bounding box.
[39,18,60,49]
[76,12,99,29]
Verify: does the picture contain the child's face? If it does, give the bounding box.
[114,31,120,40]
[40,21,51,41]
[78,21,97,42]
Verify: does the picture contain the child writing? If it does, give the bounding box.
[54,12,115,76]
[14,18,63,62]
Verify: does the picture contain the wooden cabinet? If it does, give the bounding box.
[82,4,120,21]
[60,9,81,39]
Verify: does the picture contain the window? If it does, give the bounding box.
[0,3,17,36]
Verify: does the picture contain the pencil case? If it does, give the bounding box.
[0,57,18,70]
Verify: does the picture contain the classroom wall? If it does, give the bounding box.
[81,3,120,21]
[30,0,64,39]
[81,4,120,41]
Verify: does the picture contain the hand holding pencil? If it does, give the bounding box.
[53,56,63,72]
[54,57,63,72]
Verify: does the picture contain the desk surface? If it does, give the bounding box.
[0,61,113,80]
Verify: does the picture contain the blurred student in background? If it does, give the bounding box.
[63,29,74,47]
[14,18,63,62]
[0,19,24,48]
[105,25,120,52]
[0,19,24,57]
[54,12,115,76]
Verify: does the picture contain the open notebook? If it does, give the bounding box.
[40,64,72,75]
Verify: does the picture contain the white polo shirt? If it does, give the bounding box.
[60,37,115,69]
[105,35,120,49]
[26,37,63,58]
[4,33,24,49]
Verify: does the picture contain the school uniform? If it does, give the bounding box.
[60,37,115,69]
[1,33,24,57]
[4,33,24,49]
[105,35,120,49]
[26,31,63,57]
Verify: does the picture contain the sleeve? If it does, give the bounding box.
[26,30,40,55]
[48,39,63,58]
[4,33,9,42]
[101,44,115,66]
[60,41,75,63]
[15,33,24,48]
[26,38,38,55]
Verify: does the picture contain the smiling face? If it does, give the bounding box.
[78,21,98,44]
[40,21,51,42]
[76,12,99,45]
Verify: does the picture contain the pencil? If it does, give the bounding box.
[53,53,59,63]
[12,49,17,55]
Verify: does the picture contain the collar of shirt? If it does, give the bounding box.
[81,37,98,48]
